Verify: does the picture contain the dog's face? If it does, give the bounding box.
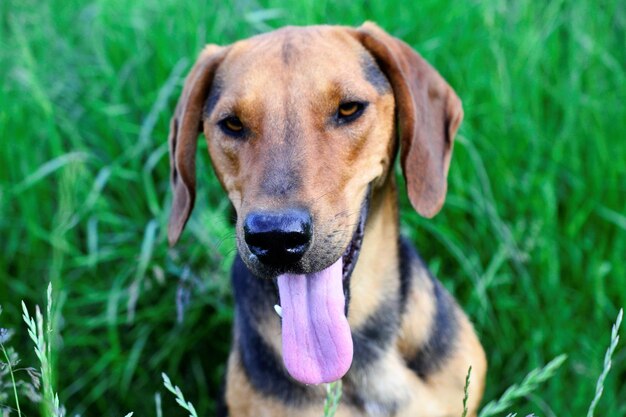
[204,27,395,279]
[167,23,463,385]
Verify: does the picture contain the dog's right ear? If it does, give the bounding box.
[168,45,227,246]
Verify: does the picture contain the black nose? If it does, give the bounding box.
[244,209,312,266]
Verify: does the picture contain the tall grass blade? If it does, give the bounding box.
[478,355,567,417]
[322,380,342,417]
[586,308,623,417]
[21,283,65,417]
[162,372,199,417]
[461,366,472,417]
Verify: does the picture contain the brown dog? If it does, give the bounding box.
[167,22,486,417]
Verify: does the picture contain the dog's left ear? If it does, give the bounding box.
[351,22,463,217]
[168,45,228,246]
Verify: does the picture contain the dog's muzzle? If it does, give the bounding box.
[239,191,370,386]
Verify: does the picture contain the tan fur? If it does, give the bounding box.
[347,178,400,329]
[167,22,486,417]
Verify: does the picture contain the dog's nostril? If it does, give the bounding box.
[244,209,312,266]
[284,231,308,248]
[244,232,265,248]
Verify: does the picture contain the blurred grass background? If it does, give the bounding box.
[1,0,625,415]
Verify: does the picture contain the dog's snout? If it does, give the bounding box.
[244,209,312,266]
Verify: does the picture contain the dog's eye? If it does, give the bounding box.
[219,116,245,136]
[337,102,366,123]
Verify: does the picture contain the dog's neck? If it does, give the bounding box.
[347,175,401,329]
[341,176,420,414]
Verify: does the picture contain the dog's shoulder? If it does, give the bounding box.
[396,236,461,379]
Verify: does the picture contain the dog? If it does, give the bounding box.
[167,22,486,417]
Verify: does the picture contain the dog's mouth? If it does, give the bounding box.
[340,193,369,302]
[274,192,370,386]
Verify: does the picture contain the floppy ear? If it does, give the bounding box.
[168,45,227,246]
[352,22,463,217]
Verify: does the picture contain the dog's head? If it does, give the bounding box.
[167,23,462,385]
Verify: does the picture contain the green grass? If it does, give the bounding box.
[478,354,568,417]
[1,0,625,415]
[162,372,198,417]
[322,381,343,417]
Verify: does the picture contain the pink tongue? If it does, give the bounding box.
[277,258,353,385]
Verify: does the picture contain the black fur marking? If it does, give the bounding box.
[351,297,400,370]
[398,236,416,314]
[360,54,391,94]
[406,273,458,379]
[282,37,296,65]
[343,277,351,316]
[203,80,222,118]
[283,100,300,146]
[232,254,316,405]
[342,190,371,316]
